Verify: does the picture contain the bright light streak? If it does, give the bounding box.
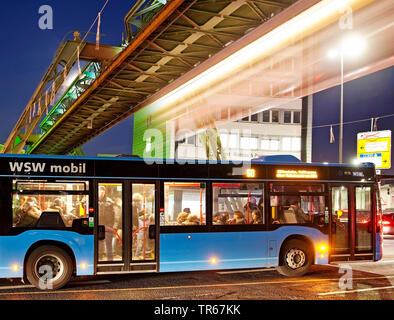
[328,49,339,59]
[341,34,366,57]
[146,0,357,112]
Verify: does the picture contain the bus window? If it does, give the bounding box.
[270,195,325,225]
[15,181,88,191]
[212,183,264,225]
[12,180,89,228]
[98,183,123,262]
[162,182,206,226]
[355,186,373,252]
[331,186,349,254]
[132,184,155,261]
[270,184,324,193]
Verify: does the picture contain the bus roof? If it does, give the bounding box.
[0,153,375,169]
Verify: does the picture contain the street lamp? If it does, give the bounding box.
[328,34,366,164]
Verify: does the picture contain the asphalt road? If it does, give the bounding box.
[2,238,394,301]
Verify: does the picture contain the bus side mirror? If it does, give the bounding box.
[149,225,156,240]
[98,225,106,240]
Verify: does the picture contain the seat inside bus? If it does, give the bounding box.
[36,211,66,228]
[282,210,298,224]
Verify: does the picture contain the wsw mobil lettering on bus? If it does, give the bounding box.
[8,161,88,175]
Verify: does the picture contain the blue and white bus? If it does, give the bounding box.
[0,154,383,289]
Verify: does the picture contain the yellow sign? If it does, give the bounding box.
[357,130,391,169]
[276,169,318,179]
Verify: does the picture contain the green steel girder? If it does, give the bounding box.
[38,62,101,135]
[124,0,168,42]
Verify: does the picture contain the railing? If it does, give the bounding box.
[124,0,168,43]
[38,62,101,135]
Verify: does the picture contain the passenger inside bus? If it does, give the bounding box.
[183,214,201,225]
[14,196,42,227]
[48,197,71,226]
[244,197,258,212]
[251,208,264,224]
[177,212,190,224]
[229,211,246,224]
[213,212,230,225]
[288,199,309,223]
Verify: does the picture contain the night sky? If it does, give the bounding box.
[0,0,135,156]
[313,66,394,175]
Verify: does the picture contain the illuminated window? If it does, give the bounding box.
[131,184,156,261]
[98,183,123,262]
[162,183,206,226]
[270,194,325,225]
[220,134,237,148]
[271,184,323,193]
[261,139,270,150]
[270,139,280,151]
[292,137,301,151]
[228,134,238,148]
[12,180,89,229]
[240,137,258,150]
[282,137,292,151]
[281,137,301,152]
[213,183,265,225]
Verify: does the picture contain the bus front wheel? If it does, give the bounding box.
[26,245,73,290]
[276,239,313,277]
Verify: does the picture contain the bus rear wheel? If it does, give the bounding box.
[26,245,73,290]
[276,239,313,277]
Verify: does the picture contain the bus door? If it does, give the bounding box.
[130,182,157,271]
[330,184,374,261]
[97,181,158,273]
[353,185,374,258]
[97,182,125,270]
[331,185,351,257]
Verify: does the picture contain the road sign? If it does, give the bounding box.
[357,130,391,169]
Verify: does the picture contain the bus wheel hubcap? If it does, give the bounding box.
[35,254,64,281]
[286,249,306,269]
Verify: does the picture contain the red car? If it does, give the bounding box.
[382,211,394,235]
